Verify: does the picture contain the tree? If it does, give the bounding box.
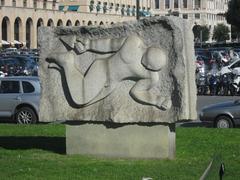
[192,25,210,42]
[212,24,230,42]
[226,0,240,29]
[231,25,240,42]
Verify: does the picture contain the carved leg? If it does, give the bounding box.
[130,75,172,110]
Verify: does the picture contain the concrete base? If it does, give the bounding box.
[66,123,175,159]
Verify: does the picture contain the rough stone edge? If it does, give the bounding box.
[170,17,197,120]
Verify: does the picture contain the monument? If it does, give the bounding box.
[38,16,197,159]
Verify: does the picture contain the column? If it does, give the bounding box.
[9,19,14,44]
[21,20,26,45]
[0,18,2,43]
[31,22,37,48]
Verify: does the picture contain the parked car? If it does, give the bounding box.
[219,59,240,75]
[0,76,40,124]
[199,100,240,128]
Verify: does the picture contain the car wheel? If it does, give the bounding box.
[15,107,37,124]
[215,116,233,128]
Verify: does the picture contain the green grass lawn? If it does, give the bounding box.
[0,124,239,179]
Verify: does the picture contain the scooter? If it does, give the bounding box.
[208,73,220,96]
[197,73,208,95]
[220,73,233,96]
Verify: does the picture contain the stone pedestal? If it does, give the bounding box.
[66,123,175,159]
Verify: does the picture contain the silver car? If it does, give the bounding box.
[199,100,240,128]
[0,76,40,124]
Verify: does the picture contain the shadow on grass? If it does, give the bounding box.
[0,136,66,154]
[177,121,213,128]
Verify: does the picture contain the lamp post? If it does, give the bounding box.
[136,0,140,20]
[200,30,203,48]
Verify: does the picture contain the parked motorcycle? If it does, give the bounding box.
[219,73,234,96]
[196,73,208,95]
[231,75,240,96]
[208,73,220,95]
[228,69,240,96]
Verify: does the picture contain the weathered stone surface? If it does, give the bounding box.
[38,16,196,123]
[66,123,176,159]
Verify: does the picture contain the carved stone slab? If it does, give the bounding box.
[38,16,196,123]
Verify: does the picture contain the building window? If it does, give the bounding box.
[23,0,27,7]
[89,0,94,12]
[52,0,56,9]
[127,5,131,16]
[195,0,201,9]
[68,5,79,11]
[121,4,125,16]
[165,0,170,9]
[1,0,5,6]
[183,14,188,19]
[12,0,16,7]
[59,5,64,11]
[103,2,107,13]
[33,0,37,8]
[132,5,136,16]
[183,0,187,8]
[96,1,101,12]
[43,0,47,9]
[195,13,200,19]
[155,0,160,9]
[174,0,178,8]
[115,4,119,12]
[109,3,113,10]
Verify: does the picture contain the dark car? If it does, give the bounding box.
[199,100,240,128]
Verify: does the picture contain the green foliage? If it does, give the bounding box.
[0,125,240,179]
[226,0,240,28]
[193,25,210,42]
[212,24,230,42]
[231,25,240,41]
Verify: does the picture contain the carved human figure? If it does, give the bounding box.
[47,35,171,110]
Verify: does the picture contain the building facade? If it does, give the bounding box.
[0,0,151,48]
[0,0,230,48]
[152,0,230,42]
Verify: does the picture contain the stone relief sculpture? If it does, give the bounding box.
[39,17,197,123]
[47,35,171,110]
